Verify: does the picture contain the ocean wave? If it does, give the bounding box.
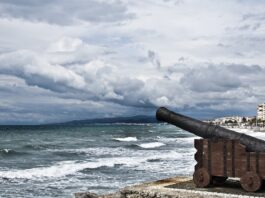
[138,142,165,149]
[0,156,149,179]
[23,144,61,150]
[49,147,129,156]
[145,151,182,162]
[0,149,15,154]
[0,149,186,180]
[112,137,137,142]
[0,160,112,179]
[156,137,177,142]
[177,137,196,141]
[0,149,26,156]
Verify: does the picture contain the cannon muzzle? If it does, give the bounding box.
[156,107,265,152]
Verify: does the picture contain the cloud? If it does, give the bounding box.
[1,0,265,123]
[180,65,243,92]
[1,35,265,122]
[148,50,161,69]
[48,37,84,53]
[0,74,143,124]
[0,50,87,92]
[0,0,134,25]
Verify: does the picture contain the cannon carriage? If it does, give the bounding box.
[194,138,265,192]
[156,107,265,192]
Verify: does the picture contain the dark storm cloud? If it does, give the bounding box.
[0,0,134,25]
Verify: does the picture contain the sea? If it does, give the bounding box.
[1,123,265,198]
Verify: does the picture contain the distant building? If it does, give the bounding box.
[257,103,265,121]
[213,116,241,125]
[210,116,253,126]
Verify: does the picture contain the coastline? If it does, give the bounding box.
[75,176,264,198]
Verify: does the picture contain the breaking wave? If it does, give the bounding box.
[0,156,150,179]
[0,149,14,154]
[138,142,165,149]
[0,149,187,180]
[0,149,26,156]
[112,137,138,142]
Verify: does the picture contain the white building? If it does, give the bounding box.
[210,116,254,125]
[212,116,244,125]
[257,103,265,121]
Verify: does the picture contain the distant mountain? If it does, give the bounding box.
[0,115,158,130]
[0,115,159,130]
[61,115,158,126]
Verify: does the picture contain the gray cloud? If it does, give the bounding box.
[228,64,262,74]
[180,65,242,92]
[1,0,265,123]
[0,74,145,124]
[1,43,265,122]
[148,50,161,69]
[242,12,265,22]
[0,50,87,93]
[0,0,134,25]
[2,41,265,122]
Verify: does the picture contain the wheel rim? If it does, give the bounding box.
[193,168,211,188]
[240,171,262,192]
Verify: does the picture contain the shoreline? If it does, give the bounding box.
[75,176,264,198]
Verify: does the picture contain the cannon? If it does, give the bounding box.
[156,107,265,192]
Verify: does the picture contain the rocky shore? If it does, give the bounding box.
[74,176,265,198]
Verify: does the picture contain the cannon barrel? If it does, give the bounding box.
[156,107,265,152]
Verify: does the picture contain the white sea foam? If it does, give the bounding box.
[175,137,196,144]
[0,149,12,153]
[138,142,165,148]
[0,156,153,179]
[156,137,177,142]
[0,148,190,180]
[112,137,138,142]
[0,160,112,179]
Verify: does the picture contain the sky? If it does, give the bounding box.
[0,0,265,124]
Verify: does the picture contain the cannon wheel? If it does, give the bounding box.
[240,171,262,192]
[212,176,227,185]
[193,168,211,187]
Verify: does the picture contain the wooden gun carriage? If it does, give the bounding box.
[156,107,265,192]
[194,138,265,192]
